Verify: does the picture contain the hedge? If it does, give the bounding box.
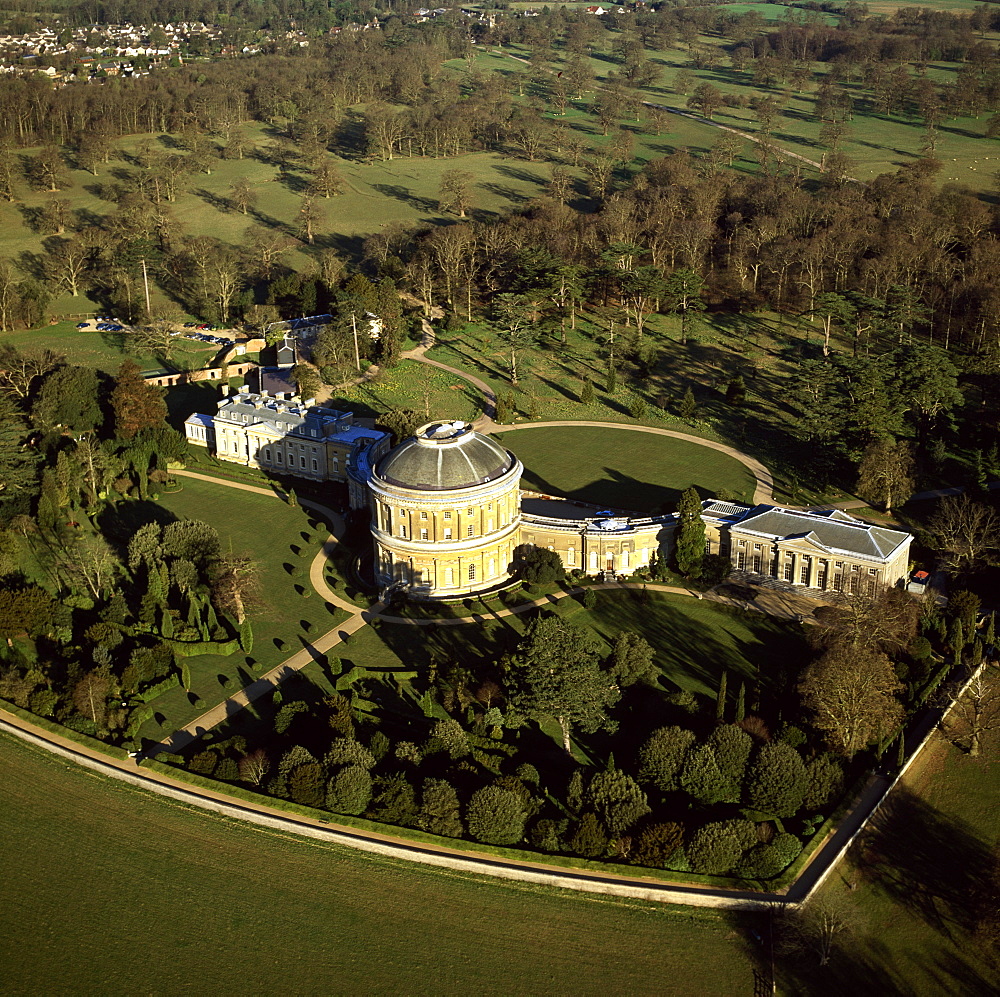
[137,673,180,703]
[0,699,129,759]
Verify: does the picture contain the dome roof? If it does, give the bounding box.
[375,421,514,492]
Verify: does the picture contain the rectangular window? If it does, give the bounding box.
[869,568,878,575]
[800,562,810,584]
[445,567,453,586]
[783,562,793,582]
[399,525,407,538]
[467,524,474,537]
[468,564,476,581]
[568,548,575,566]
[752,555,762,573]
[420,511,428,520]
[420,529,428,541]
[737,551,746,570]
[753,543,761,551]
[444,511,452,520]
[704,538,711,554]
[311,459,318,472]
[444,528,452,540]
[276,452,283,463]
[467,508,473,516]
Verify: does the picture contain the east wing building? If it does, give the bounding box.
[359,421,913,600]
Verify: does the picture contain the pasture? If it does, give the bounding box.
[0,731,753,996]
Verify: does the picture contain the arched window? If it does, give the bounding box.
[488,558,496,577]
[468,563,477,581]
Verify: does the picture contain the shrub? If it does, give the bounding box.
[745,742,808,818]
[289,761,326,808]
[368,774,418,826]
[632,822,685,869]
[666,689,700,714]
[465,785,528,845]
[189,750,218,776]
[369,730,390,762]
[28,688,59,717]
[417,778,463,838]
[324,738,376,770]
[569,812,608,858]
[586,769,650,837]
[325,764,373,815]
[707,724,753,798]
[530,818,568,853]
[583,588,597,611]
[274,700,309,735]
[638,726,696,792]
[737,832,802,880]
[511,544,565,585]
[803,753,845,812]
[215,757,239,782]
[687,819,757,875]
[429,718,470,759]
[680,744,731,805]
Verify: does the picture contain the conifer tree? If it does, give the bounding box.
[736,681,746,722]
[716,669,728,722]
[674,485,705,579]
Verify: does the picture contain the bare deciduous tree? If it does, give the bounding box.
[238,748,270,786]
[941,668,1000,758]
[926,494,1000,576]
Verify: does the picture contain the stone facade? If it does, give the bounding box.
[185,386,390,487]
[368,422,523,598]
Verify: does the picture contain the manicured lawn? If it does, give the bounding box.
[0,732,753,996]
[134,476,351,739]
[292,590,806,710]
[561,590,807,697]
[498,425,757,510]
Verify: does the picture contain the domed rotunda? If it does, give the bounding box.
[369,421,523,597]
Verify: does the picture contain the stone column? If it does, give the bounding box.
[808,556,819,589]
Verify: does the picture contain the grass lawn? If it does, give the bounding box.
[770,718,1000,994]
[499,424,757,510]
[289,590,806,717]
[2,320,216,374]
[0,732,753,996]
[327,357,483,425]
[133,476,351,740]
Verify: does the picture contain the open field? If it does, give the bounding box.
[127,476,351,740]
[0,731,752,996]
[500,424,757,509]
[774,719,1000,994]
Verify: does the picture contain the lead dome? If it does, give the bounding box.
[374,421,514,491]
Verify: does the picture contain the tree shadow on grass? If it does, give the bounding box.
[371,183,438,213]
[852,785,993,941]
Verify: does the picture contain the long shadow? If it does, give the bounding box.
[852,785,993,940]
[371,183,438,213]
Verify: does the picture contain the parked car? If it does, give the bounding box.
[76,321,89,329]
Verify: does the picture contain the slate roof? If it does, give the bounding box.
[215,391,352,441]
[375,421,514,491]
[733,506,909,560]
